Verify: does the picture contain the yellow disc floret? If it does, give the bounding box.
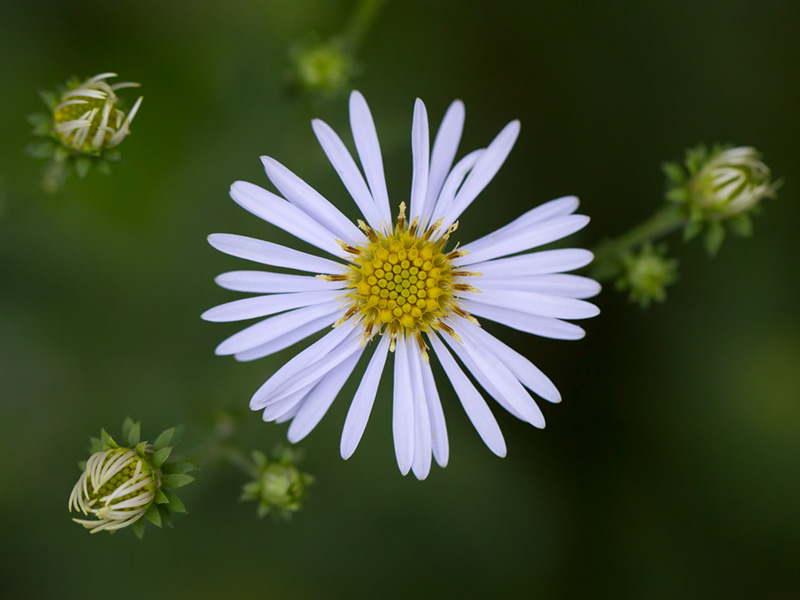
[329,203,481,349]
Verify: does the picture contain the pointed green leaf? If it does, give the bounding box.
[132,517,146,539]
[39,90,57,108]
[727,214,753,237]
[152,446,172,468]
[257,503,271,519]
[162,460,196,474]
[162,473,195,488]
[122,418,141,446]
[26,141,55,159]
[104,149,122,162]
[89,437,104,453]
[135,441,148,457]
[162,489,186,513]
[252,450,268,470]
[74,157,91,178]
[159,504,174,529]
[95,160,112,175]
[77,460,87,471]
[704,221,726,257]
[100,429,117,449]
[153,428,175,451]
[682,219,703,242]
[662,162,686,184]
[145,503,162,527]
[154,488,169,504]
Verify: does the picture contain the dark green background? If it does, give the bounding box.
[1,1,799,598]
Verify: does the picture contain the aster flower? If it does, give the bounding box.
[204,91,599,479]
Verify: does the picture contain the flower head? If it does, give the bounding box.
[69,419,194,536]
[52,72,143,155]
[204,91,600,479]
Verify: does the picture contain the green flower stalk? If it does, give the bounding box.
[27,72,143,192]
[69,418,194,537]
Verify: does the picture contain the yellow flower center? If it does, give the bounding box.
[330,204,480,347]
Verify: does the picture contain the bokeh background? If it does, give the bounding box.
[1,1,799,598]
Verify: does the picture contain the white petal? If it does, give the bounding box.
[424,100,465,219]
[275,402,302,424]
[234,312,339,362]
[428,333,506,457]
[409,99,430,222]
[407,344,432,480]
[248,323,353,404]
[457,215,590,265]
[459,289,599,320]
[419,350,449,467]
[262,383,314,422]
[341,335,391,459]
[465,325,561,403]
[392,336,415,475]
[202,290,342,322]
[215,300,341,356]
[287,349,363,443]
[349,91,392,228]
[439,120,520,230]
[477,274,601,299]
[467,248,594,278]
[208,233,346,275]
[429,150,483,225]
[448,319,545,427]
[215,270,346,294]
[263,328,363,407]
[261,156,365,245]
[460,196,579,257]
[230,181,344,257]
[463,300,586,340]
[312,119,383,231]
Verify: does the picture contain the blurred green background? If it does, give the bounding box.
[1,1,799,598]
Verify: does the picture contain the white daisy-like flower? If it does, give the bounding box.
[204,91,599,479]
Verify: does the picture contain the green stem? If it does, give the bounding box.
[590,204,686,282]
[342,0,388,47]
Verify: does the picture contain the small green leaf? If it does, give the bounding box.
[704,221,726,256]
[25,141,55,159]
[74,157,92,178]
[153,428,175,451]
[662,162,686,184]
[135,441,148,457]
[162,473,195,488]
[100,429,117,449]
[159,505,174,528]
[257,503,271,519]
[154,488,169,504]
[252,450,268,470]
[145,503,162,527]
[727,213,753,237]
[152,446,172,468]
[89,437,104,453]
[162,460,196,474]
[77,460,87,471]
[132,517,146,539]
[241,481,261,500]
[162,489,186,513]
[104,149,122,162]
[95,160,112,175]
[682,219,703,242]
[122,418,141,446]
[39,90,57,108]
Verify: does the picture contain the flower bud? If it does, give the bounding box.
[615,243,678,308]
[52,72,142,155]
[241,448,314,519]
[69,419,194,537]
[289,40,355,97]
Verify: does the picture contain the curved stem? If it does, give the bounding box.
[591,204,686,281]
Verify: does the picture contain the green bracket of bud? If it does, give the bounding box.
[240,446,315,520]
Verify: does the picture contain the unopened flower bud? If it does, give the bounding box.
[290,40,354,97]
[615,243,678,308]
[241,447,314,519]
[69,419,194,537]
[53,72,142,155]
